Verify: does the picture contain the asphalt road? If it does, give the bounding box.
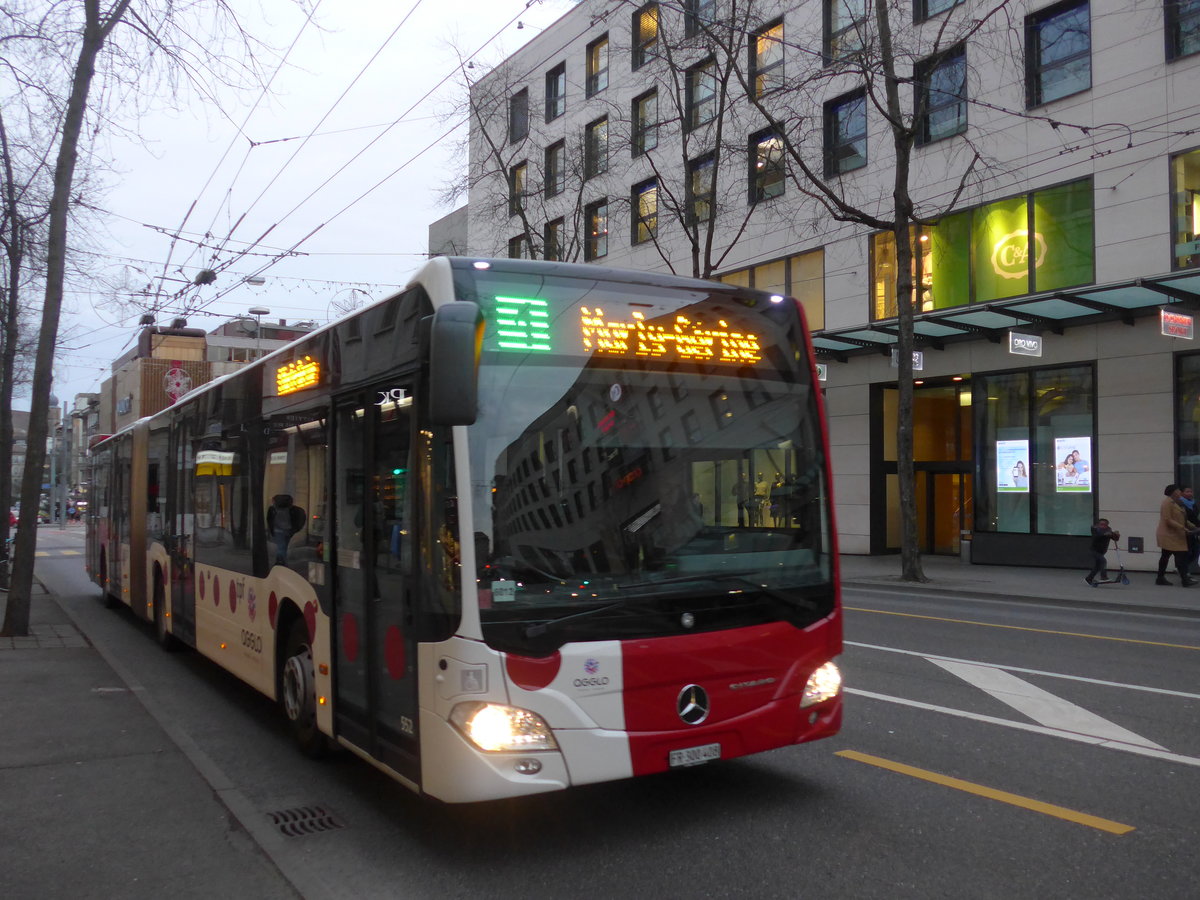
[31,530,1200,899]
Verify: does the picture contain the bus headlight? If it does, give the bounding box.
[801,661,842,708]
[449,702,558,752]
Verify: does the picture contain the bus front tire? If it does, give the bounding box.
[281,618,327,757]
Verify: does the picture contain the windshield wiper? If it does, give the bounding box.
[523,599,646,638]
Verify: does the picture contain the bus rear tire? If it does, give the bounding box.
[281,617,327,757]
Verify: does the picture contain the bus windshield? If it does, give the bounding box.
[458,262,833,655]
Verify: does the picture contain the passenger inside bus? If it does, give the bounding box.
[267,494,306,565]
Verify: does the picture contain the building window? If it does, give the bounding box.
[508,88,528,143]
[1027,0,1091,106]
[825,0,867,62]
[917,0,962,20]
[585,199,608,260]
[688,153,716,224]
[824,89,867,176]
[632,4,658,70]
[1171,148,1200,270]
[975,365,1095,538]
[544,141,565,198]
[870,178,1095,319]
[916,46,967,145]
[584,117,608,179]
[586,35,609,96]
[508,235,529,259]
[633,178,658,244]
[686,58,717,130]
[509,161,526,216]
[544,218,563,261]
[717,249,825,331]
[632,90,659,156]
[750,21,784,97]
[1167,0,1200,60]
[545,62,566,121]
[685,0,716,37]
[750,129,785,202]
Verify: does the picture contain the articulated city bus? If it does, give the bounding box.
[86,257,842,802]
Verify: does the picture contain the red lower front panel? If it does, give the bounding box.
[620,619,841,776]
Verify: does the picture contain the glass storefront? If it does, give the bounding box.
[877,380,972,555]
[975,364,1095,537]
[1177,352,1200,491]
[872,178,1095,319]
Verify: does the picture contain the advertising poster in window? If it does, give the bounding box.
[997,439,1030,492]
[1055,436,1092,492]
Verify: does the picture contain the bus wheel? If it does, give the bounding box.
[153,577,178,652]
[99,554,118,609]
[281,619,326,757]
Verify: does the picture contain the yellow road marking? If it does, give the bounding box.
[836,749,1135,835]
[844,606,1200,651]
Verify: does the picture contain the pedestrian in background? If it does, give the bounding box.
[1085,518,1120,586]
[1181,486,1200,574]
[1155,483,1194,587]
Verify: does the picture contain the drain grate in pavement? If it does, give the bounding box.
[268,805,345,837]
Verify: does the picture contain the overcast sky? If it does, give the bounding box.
[31,0,577,410]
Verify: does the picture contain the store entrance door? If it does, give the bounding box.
[879,380,973,556]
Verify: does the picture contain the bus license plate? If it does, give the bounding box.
[669,742,721,768]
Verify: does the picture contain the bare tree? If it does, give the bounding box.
[2,0,281,636]
[696,0,1027,582]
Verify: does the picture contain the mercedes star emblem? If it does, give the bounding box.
[677,684,710,725]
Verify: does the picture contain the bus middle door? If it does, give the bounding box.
[333,384,419,784]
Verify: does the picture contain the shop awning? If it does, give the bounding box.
[813,271,1200,362]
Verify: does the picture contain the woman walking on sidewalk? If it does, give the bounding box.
[1156,483,1194,586]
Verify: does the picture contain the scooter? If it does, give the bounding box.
[1090,541,1130,586]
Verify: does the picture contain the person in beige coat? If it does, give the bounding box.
[1155,483,1194,586]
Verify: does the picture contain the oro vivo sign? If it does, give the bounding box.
[1161,309,1194,340]
[1008,332,1043,357]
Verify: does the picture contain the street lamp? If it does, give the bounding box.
[248,306,270,358]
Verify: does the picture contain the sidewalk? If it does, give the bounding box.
[0,582,298,899]
[840,552,1200,617]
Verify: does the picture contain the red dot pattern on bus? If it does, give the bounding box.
[228,580,237,614]
[268,592,278,629]
[504,651,562,690]
[303,602,317,641]
[342,613,359,662]
[384,625,406,679]
[198,572,206,602]
[214,577,221,606]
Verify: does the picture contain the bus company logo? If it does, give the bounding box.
[163,362,193,404]
[991,230,1046,280]
[247,587,257,622]
[573,658,609,688]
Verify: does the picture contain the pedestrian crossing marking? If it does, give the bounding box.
[928,658,1167,750]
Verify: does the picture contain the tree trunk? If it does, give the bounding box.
[3,0,130,636]
[875,0,927,583]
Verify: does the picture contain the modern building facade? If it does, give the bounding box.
[462,0,1200,568]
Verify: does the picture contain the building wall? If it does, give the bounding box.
[464,0,1200,566]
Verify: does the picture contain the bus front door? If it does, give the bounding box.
[333,386,420,784]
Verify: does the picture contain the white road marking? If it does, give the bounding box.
[846,640,1200,701]
[927,658,1167,750]
[847,688,1200,768]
